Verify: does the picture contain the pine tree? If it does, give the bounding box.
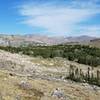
[69,65,75,80]
[75,68,80,81]
[96,70,100,85]
[87,67,90,81]
[80,68,84,82]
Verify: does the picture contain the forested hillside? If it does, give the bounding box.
[0,44,100,67]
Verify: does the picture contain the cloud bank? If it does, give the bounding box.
[18,0,100,36]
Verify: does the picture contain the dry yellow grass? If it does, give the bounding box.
[0,70,44,100]
[0,70,100,100]
[0,50,100,100]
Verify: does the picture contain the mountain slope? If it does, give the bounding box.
[0,34,96,46]
[90,38,100,48]
[0,50,100,100]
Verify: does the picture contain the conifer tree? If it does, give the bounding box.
[87,67,90,81]
[96,70,100,85]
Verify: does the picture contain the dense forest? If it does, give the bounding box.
[0,44,100,67]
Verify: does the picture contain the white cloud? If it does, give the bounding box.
[78,26,100,37]
[70,0,100,8]
[18,0,100,36]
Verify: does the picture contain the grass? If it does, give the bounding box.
[0,49,100,100]
[0,69,100,100]
[31,57,69,67]
[0,70,44,100]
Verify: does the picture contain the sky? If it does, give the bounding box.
[0,0,100,36]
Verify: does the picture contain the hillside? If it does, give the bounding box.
[90,38,100,48]
[0,50,100,100]
[0,34,96,46]
[0,70,100,100]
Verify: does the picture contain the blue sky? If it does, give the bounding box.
[0,0,100,36]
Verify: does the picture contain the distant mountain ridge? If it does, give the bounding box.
[0,34,97,46]
[90,38,100,48]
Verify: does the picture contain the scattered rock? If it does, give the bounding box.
[16,95,21,100]
[51,88,66,99]
[9,73,14,76]
[3,78,7,81]
[19,81,32,90]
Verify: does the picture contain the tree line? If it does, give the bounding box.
[66,65,100,87]
[0,44,100,67]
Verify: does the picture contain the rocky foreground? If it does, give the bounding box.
[0,50,100,100]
